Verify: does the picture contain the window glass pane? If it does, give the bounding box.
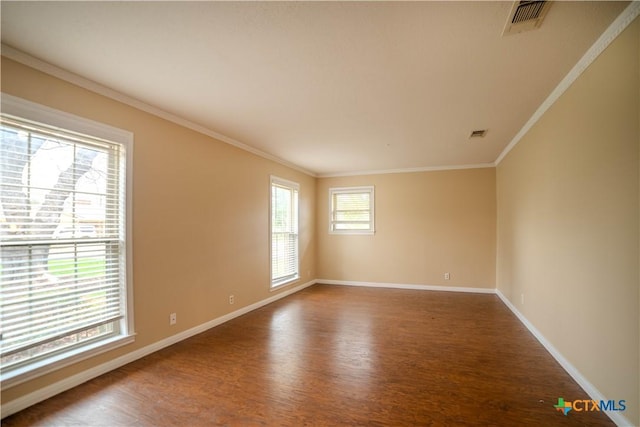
[335,193,370,211]
[0,115,125,371]
[272,185,292,232]
[330,187,374,233]
[270,178,299,287]
[335,211,370,222]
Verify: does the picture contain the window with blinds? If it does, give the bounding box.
[329,186,375,234]
[270,177,299,288]
[0,95,133,384]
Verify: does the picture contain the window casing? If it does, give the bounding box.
[0,94,134,387]
[329,186,375,234]
[270,176,299,288]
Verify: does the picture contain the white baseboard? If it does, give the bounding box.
[318,279,496,294]
[1,279,317,419]
[321,280,633,426]
[495,290,633,427]
[4,280,633,426]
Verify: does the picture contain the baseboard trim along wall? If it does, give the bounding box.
[321,280,631,426]
[318,279,496,294]
[495,290,632,427]
[3,280,631,426]
[0,279,318,418]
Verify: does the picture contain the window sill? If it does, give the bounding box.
[270,276,300,291]
[1,333,136,389]
[329,230,376,235]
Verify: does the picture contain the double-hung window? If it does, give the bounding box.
[270,176,299,288]
[329,186,375,234]
[0,95,134,386]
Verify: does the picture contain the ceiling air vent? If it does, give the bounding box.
[469,129,487,138]
[502,1,552,36]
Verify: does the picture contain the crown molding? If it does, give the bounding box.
[495,2,640,166]
[0,46,494,180]
[0,44,317,178]
[4,1,636,178]
[317,162,496,178]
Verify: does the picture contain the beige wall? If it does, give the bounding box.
[0,57,316,404]
[2,16,638,424]
[496,18,640,425]
[317,169,496,288]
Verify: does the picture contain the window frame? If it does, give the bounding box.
[0,94,135,388]
[269,176,300,289]
[329,186,375,235]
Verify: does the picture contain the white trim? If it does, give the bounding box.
[1,44,316,178]
[123,101,135,348]
[4,280,633,426]
[0,279,318,418]
[1,93,132,144]
[270,175,300,191]
[329,186,375,235]
[322,280,633,425]
[495,290,633,427]
[269,176,300,289]
[269,277,301,291]
[2,2,638,179]
[318,279,495,294]
[1,46,493,179]
[318,163,495,178]
[1,335,135,390]
[495,2,640,166]
[1,47,493,179]
[0,94,135,390]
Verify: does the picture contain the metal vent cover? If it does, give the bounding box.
[512,1,547,23]
[469,129,487,138]
[503,1,552,36]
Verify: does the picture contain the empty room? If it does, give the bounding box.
[0,1,638,426]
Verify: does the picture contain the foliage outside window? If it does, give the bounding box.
[0,95,133,385]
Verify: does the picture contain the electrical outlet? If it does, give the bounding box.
[229,295,234,305]
[169,312,177,325]
[521,294,525,305]
[444,272,450,280]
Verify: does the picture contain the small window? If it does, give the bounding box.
[270,176,299,288]
[0,94,134,386]
[329,186,375,234]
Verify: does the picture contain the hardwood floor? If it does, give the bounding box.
[3,284,614,426]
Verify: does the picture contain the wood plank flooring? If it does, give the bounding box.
[2,284,614,426]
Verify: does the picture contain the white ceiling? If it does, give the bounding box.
[0,1,629,176]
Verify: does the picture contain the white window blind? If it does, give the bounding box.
[329,186,375,234]
[270,177,299,288]
[0,97,132,382]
